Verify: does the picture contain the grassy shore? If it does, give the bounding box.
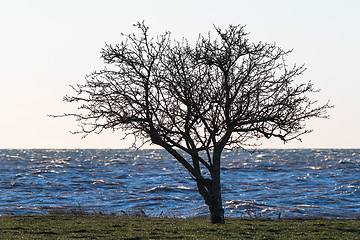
[0,215,359,239]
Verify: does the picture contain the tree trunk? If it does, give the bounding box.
[208,183,225,224]
[209,149,225,224]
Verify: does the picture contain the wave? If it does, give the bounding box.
[142,185,198,193]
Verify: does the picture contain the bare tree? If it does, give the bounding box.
[61,22,331,223]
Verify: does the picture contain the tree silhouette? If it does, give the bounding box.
[61,22,331,223]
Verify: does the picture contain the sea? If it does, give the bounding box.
[0,149,359,219]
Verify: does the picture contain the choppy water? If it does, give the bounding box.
[0,149,359,218]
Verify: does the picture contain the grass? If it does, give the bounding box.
[0,215,359,239]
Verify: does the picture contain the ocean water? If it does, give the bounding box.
[0,149,359,218]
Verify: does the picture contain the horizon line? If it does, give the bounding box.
[1,147,359,150]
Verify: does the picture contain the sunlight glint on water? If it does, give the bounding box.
[0,149,359,218]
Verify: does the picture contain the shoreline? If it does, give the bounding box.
[1,215,359,239]
[1,212,359,220]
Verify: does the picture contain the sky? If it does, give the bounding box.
[1,0,359,149]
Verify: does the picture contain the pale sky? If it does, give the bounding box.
[1,0,359,149]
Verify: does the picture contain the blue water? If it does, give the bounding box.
[0,149,359,218]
